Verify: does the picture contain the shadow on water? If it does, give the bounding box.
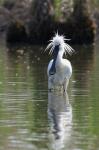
[48,92,72,150]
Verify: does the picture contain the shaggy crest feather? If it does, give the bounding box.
[45,33,74,55]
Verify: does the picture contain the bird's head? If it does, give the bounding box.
[45,33,74,56]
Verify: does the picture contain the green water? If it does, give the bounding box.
[0,39,99,150]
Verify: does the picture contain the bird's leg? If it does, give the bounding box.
[63,78,69,92]
[48,82,53,91]
[48,88,53,92]
[48,77,54,91]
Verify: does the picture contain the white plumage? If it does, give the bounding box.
[46,33,74,92]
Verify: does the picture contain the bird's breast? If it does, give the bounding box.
[55,59,72,78]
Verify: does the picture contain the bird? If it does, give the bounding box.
[45,33,74,92]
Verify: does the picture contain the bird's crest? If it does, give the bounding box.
[45,33,74,55]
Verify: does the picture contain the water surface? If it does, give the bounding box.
[0,39,99,150]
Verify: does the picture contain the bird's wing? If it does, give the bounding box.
[63,59,72,79]
[47,59,53,76]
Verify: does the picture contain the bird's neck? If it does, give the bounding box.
[49,47,64,75]
[56,50,64,61]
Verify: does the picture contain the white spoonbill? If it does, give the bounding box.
[46,33,74,92]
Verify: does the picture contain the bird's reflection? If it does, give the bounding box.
[48,92,72,150]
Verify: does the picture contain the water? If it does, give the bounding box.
[0,38,99,150]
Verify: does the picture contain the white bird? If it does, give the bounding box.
[45,33,74,92]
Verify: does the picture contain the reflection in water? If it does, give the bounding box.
[72,45,95,91]
[0,42,99,150]
[0,45,49,150]
[48,92,72,150]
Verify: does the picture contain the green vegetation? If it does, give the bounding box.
[0,0,98,44]
[0,0,3,5]
[54,0,62,20]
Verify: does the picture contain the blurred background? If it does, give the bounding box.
[0,1,99,150]
[0,0,99,44]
